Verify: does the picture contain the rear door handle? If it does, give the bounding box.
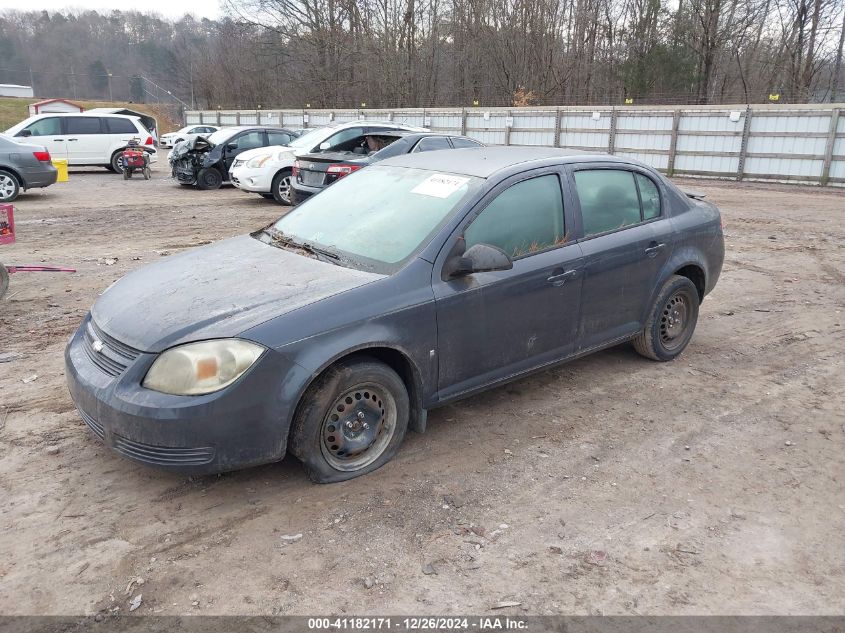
[547,269,578,286]
[645,242,665,257]
[67,138,79,142]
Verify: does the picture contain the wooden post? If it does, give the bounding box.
[608,108,618,154]
[821,108,841,186]
[553,108,562,148]
[736,106,753,181]
[461,108,468,135]
[667,109,681,177]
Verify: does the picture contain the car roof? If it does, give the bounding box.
[378,146,638,178]
[27,112,139,120]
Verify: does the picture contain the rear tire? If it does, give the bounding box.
[271,169,292,205]
[110,151,124,173]
[197,167,223,190]
[289,357,409,483]
[0,169,20,202]
[633,275,700,361]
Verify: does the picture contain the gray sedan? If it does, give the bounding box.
[65,147,724,482]
[0,133,58,202]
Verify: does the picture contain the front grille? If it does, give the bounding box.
[78,407,105,441]
[81,319,140,377]
[300,170,324,186]
[112,433,215,467]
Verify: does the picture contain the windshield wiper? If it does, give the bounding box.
[263,228,340,263]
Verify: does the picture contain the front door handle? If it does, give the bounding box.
[645,242,665,257]
[547,269,578,286]
[53,138,65,141]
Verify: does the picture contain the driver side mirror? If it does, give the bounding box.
[18,129,32,137]
[446,243,513,278]
[319,141,331,150]
[225,142,238,151]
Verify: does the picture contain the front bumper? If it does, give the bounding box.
[65,315,308,474]
[171,159,198,184]
[230,166,273,193]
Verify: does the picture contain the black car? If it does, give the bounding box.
[291,132,483,204]
[170,126,301,190]
[66,147,724,482]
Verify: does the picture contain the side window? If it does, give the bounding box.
[636,173,661,219]
[451,137,483,148]
[105,118,137,134]
[22,117,61,137]
[574,169,641,237]
[413,137,451,152]
[267,131,292,146]
[464,174,565,259]
[66,117,102,135]
[232,131,264,150]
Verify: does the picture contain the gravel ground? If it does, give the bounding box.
[0,163,843,616]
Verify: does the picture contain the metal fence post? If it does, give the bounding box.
[216,110,221,126]
[736,106,753,181]
[198,111,204,124]
[821,108,841,186]
[553,108,562,148]
[608,108,618,154]
[461,108,467,135]
[667,109,681,177]
[235,112,240,125]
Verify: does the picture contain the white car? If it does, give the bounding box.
[159,124,220,149]
[6,112,157,172]
[229,121,427,205]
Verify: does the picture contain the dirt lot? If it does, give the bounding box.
[0,163,843,617]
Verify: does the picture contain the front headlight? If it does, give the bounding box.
[246,154,273,168]
[142,339,265,395]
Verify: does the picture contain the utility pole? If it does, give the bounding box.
[70,66,78,100]
[190,60,195,110]
[29,67,35,95]
[107,72,113,101]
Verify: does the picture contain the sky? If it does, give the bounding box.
[0,0,221,20]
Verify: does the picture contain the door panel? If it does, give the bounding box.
[570,166,674,350]
[18,117,67,160]
[64,117,109,164]
[433,171,584,400]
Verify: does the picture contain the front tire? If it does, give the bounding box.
[289,357,409,483]
[271,169,292,205]
[197,167,223,190]
[633,275,700,361]
[0,169,20,202]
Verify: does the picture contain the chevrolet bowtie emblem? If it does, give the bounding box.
[92,339,104,353]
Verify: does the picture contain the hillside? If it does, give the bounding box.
[0,97,181,133]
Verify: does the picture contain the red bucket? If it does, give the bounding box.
[0,204,14,245]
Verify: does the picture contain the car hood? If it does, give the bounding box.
[169,135,215,161]
[91,234,384,353]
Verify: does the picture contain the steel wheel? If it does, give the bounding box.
[659,288,695,351]
[320,382,397,471]
[0,171,19,202]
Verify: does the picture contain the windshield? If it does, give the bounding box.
[270,165,482,273]
[286,126,333,150]
[206,128,239,145]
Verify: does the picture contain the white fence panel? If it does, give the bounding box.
[183,104,845,185]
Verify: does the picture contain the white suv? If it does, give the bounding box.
[229,121,426,204]
[6,113,157,172]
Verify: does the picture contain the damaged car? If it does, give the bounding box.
[291,131,483,205]
[170,126,300,190]
[66,147,724,483]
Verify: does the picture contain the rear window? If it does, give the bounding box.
[105,118,138,134]
[66,117,102,135]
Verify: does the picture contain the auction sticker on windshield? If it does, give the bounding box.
[411,174,471,198]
